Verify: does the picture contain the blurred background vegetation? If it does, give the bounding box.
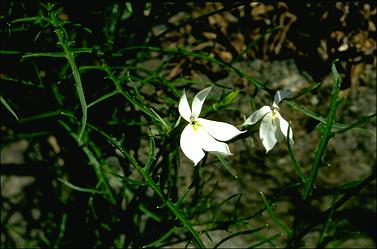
[1,1,376,248]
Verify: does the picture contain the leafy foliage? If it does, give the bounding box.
[1,2,376,248]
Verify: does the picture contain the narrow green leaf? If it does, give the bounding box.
[143,136,155,173]
[291,82,322,99]
[215,154,238,179]
[165,201,205,248]
[286,100,369,133]
[22,48,92,58]
[23,52,67,58]
[260,192,292,237]
[0,96,19,120]
[142,226,177,248]
[19,110,62,123]
[150,108,170,131]
[2,131,50,141]
[108,170,146,186]
[210,193,241,222]
[139,203,162,222]
[317,195,336,246]
[213,225,268,249]
[83,145,116,204]
[11,16,48,23]
[247,233,282,248]
[107,67,169,131]
[58,178,104,195]
[337,178,364,190]
[174,186,192,208]
[334,113,376,135]
[0,50,23,55]
[87,90,119,108]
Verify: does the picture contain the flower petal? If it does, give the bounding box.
[196,126,233,156]
[198,118,245,141]
[277,112,294,144]
[259,113,278,153]
[242,106,271,126]
[273,90,291,106]
[180,124,205,165]
[191,86,212,119]
[178,89,192,122]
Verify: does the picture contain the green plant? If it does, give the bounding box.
[1,2,375,248]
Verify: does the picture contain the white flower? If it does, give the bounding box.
[179,86,244,165]
[243,90,294,153]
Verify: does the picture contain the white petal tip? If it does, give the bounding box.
[214,152,233,157]
[222,150,234,156]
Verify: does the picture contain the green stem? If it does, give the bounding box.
[288,171,376,247]
[53,213,67,248]
[107,67,169,130]
[317,194,336,246]
[303,61,341,199]
[166,201,206,248]
[83,145,116,204]
[286,123,305,183]
[49,10,87,142]
[61,112,205,248]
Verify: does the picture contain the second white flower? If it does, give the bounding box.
[243,90,294,153]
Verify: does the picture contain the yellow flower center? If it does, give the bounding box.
[270,104,280,119]
[190,120,202,132]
